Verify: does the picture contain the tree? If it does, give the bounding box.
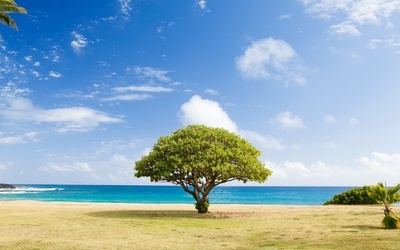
[0,0,26,31]
[134,125,272,213]
[368,182,400,229]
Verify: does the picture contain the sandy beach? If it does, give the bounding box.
[1,201,399,249]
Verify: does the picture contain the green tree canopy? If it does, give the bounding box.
[134,125,272,213]
[0,0,26,31]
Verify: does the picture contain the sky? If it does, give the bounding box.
[1,0,400,186]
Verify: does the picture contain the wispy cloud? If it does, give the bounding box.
[272,111,305,130]
[0,97,122,132]
[71,31,89,54]
[299,0,400,36]
[197,0,209,11]
[99,66,176,102]
[0,131,38,145]
[102,94,153,102]
[113,85,173,93]
[130,66,171,83]
[49,71,62,78]
[367,38,400,53]
[31,70,40,77]
[204,88,219,95]
[118,0,133,19]
[41,161,92,173]
[103,84,173,102]
[279,14,292,20]
[236,37,307,85]
[59,66,177,103]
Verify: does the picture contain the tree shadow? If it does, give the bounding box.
[86,210,238,219]
[343,225,383,230]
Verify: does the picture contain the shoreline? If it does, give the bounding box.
[0,199,328,207]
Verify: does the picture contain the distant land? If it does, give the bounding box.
[0,184,15,189]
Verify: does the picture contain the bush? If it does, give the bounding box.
[195,201,209,213]
[324,186,378,205]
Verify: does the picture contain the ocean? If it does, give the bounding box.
[0,185,352,205]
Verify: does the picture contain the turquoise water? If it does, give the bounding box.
[0,185,352,205]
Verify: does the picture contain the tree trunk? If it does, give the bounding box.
[195,196,209,213]
[384,203,392,216]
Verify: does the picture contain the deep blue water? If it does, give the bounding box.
[0,185,353,205]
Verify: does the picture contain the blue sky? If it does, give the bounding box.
[1,0,400,186]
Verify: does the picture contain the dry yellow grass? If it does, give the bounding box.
[0,201,399,249]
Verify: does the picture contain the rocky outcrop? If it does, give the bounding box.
[0,183,16,189]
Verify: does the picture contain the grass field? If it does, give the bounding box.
[0,201,399,249]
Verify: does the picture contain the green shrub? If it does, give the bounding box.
[324,186,378,205]
[195,201,209,213]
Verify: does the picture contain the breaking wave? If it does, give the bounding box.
[0,186,64,194]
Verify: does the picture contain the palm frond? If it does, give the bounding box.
[0,0,17,5]
[0,12,17,30]
[0,0,26,31]
[382,214,400,229]
[0,5,26,14]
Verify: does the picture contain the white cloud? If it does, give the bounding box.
[367,38,400,52]
[284,161,312,176]
[300,0,400,36]
[179,95,238,133]
[204,88,219,95]
[265,151,400,185]
[0,97,122,132]
[31,70,40,77]
[266,160,358,185]
[279,14,292,19]
[0,82,29,96]
[355,152,400,184]
[105,84,172,102]
[71,31,88,54]
[197,0,206,9]
[235,37,306,85]
[240,130,285,150]
[179,95,284,151]
[102,94,153,102]
[273,111,305,130]
[41,161,92,173]
[330,21,361,36]
[118,0,133,19]
[131,66,171,82]
[323,114,336,124]
[0,132,38,145]
[113,85,173,93]
[49,71,62,78]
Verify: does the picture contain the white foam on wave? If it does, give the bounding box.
[0,186,63,194]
